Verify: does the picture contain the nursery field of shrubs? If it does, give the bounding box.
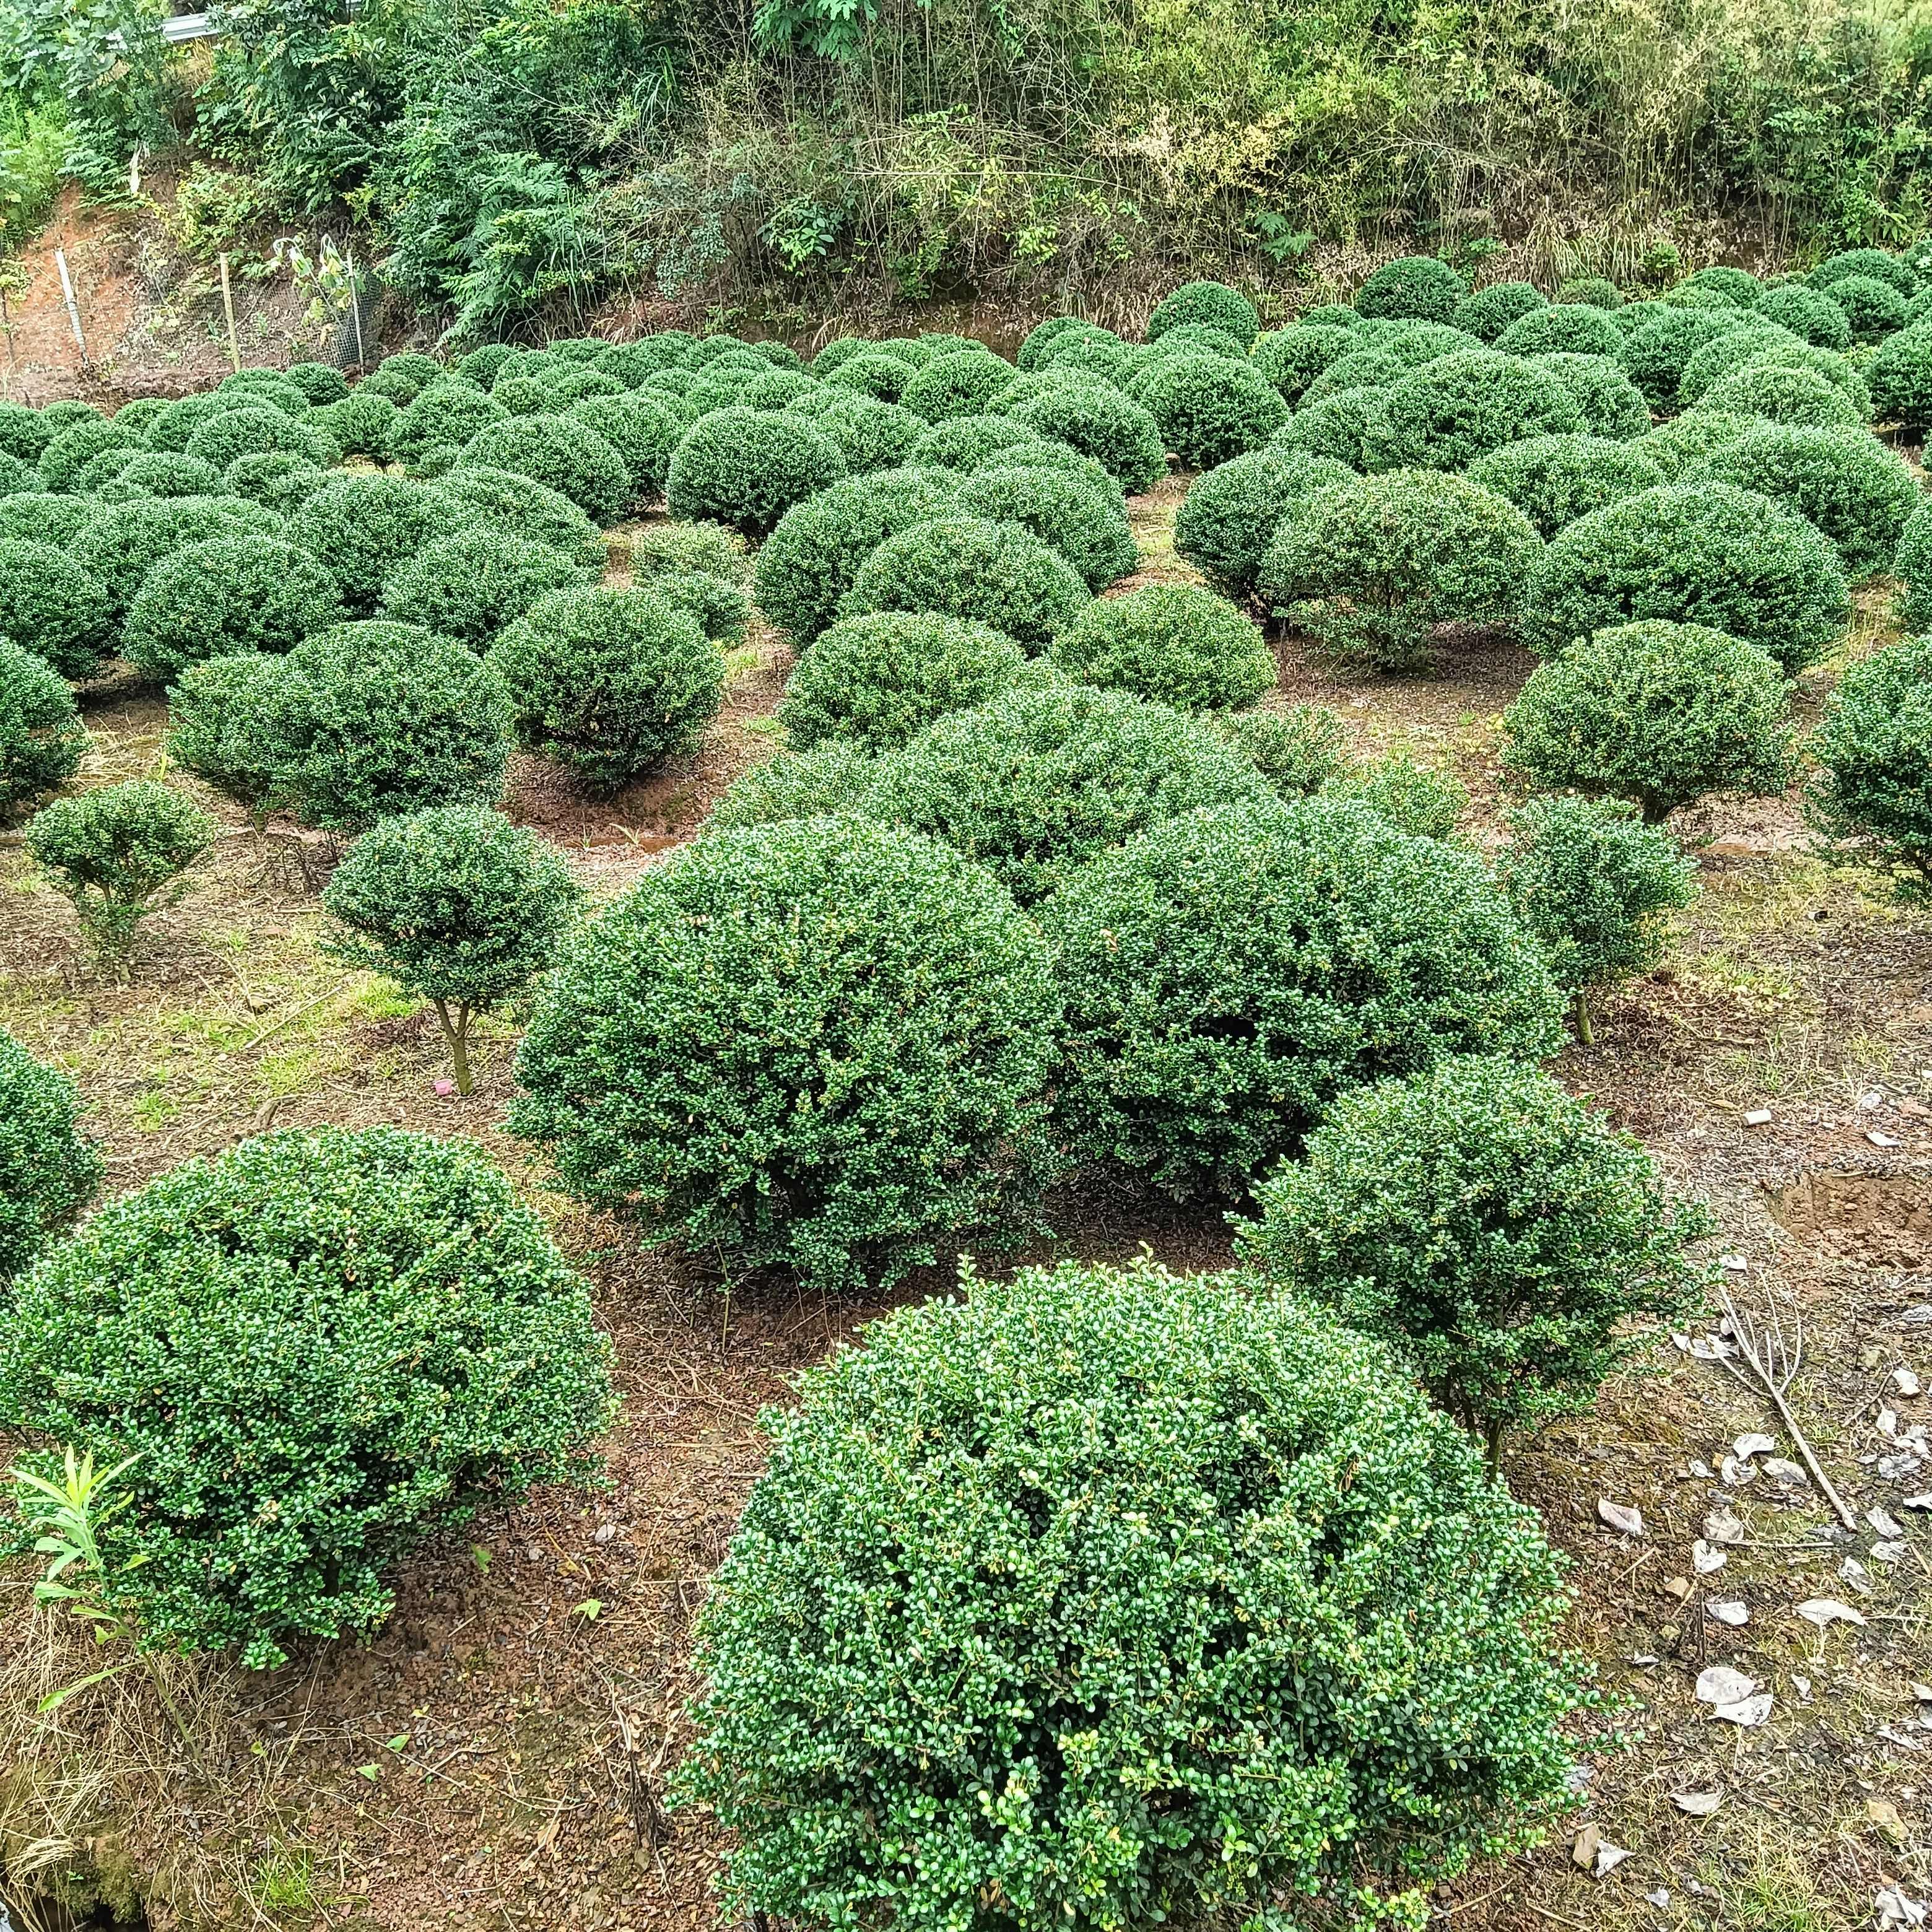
[4,248,1932,1932]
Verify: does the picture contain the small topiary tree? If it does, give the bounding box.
[388,381,510,473]
[0,637,87,818]
[1466,434,1666,539]
[0,540,113,681]
[1248,325,1360,405]
[1522,481,1848,670]
[511,816,1059,1290]
[777,611,1029,752]
[677,1254,1578,1932]
[1129,354,1289,469]
[0,1125,612,1666]
[1451,280,1547,343]
[1362,351,1585,471]
[626,519,749,586]
[842,513,1091,650]
[1638,409,1757,479]
[806,393,926,475]
[1236,1055,1708,1463]
[25,780,215,972]
[285,360,350,404]
[1000,383,1167,493]
[1753,282,1852,349]
[1049,583,1276,711]
[0,401,56,465]
[320,806,582,1094]
[0,495,95,548]
[289,473,477,614]
[662,406,847,536]
[957,462,1138,590]
[1355,255,1469,322]
[124,534,346,679]
[313,388,400,461]
[570,393,686,505]
[1300,346,1409,405]
[383,527,590,650]
[38,416,146,494]
[1327,749,1469,839]
[182,404,337,475]
[1172,446,1356,594]
[1676,333,1865,414]
[1260,469,1543,670]
[1147,280,1261,341]
[427,464,607,572]
[455,414,630,524]
[1865,322,1932,432]
[1695,362,1867,428]
[1497,794,1699,1040]
[1806,635,1932,901]
[0,1027,100,1280]
[357,350,445,404]
[1495,305,1625,357]
[864,681,1279,905]
[486,586,724,795]
[1501,619,1795,820]
[820,351,916,402]
[163,653,279,812]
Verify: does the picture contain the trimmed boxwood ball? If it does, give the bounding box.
[71,495,276,617]
[568,393,685,504]
[1273,388,1380,466]
[1866,323,1932,431]
[1466,434,1666,539]
[676,1256,1578,1932]
[0,494,95,547]
[0,540,113,680]
[637,568,749,647]
[958,463,1138,590]
[1531,353,1652,439]
[1237,1053,1706,1457]
[511,816,1059,1292]
[1753,282,1852,350]
[1173,446,1357,594]
[1812,246,1916,297]
[897,350,1016,422]
[1362,350,1585,471]
[313,389,399,460]
[73,446,146,493]
[864,681,1277,905]
[358,351,445,404]
[664,407,846,537]
[1203,702,1352,794]
[457,415,630,524]
[809,394,924,474]
[290,474,476,614]
[124,535,346,678]
[1695,362,1866,428]
[1259,469,1543,671]
[1897,500,1932,630]
[428,464,607,572]
[284,361,349,404]
[1355,255,1469,323]
[1617,307,1755,410]
[0,401,56,464]
[777,611,1028,752]
[384,527,590,649]
[1500,619,1795,820]
[1016,315,1095,368]
[40,401,104,433]
[162,652,279,805]
[256,621,515,830]
[1682,264,1760,305]
[95,451,222,500]
[1522,481,1849,669]
[843,513,1090,650]
[389,381,508,472]
[0,1027,99,1279]
[907,412,1045,471]
[739,368,817,411]
[1131,353,1289,469]
[1300,346,1408,405]
[1808,636,1932,900]
[1452,281,1547,343]
[820,352,916,404]
[0,1125,612,1668]
[223,450,324,510]
[1822,272,1908,342]
[709,742,879,829]
[1250,324,1362,404]
[143,391,238,454]
[1001,382,1167,493]
[40,416,145,493]
[1329,749,1470,839]
[489,374,562,416]
[1639,408,1757,478]
[754,467,961,642]
[219,372,313,418]
[183,404,337,474]
[0,637,87,817]
[486,586,724,795]
[626,519,750,586]
[972,440,1119,498]
[1147,280,1261,342]
[1050,583,1275,711]
[1677,333,1868,414]
[0,449,33,495]
[1689,425,1918,577]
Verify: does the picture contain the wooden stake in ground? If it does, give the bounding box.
[219,253,241,372]
[53,248,87,365]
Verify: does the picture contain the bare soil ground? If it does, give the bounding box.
[1,479,1930,1932]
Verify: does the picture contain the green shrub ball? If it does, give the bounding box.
[1618,308,1754,409]
[957,462,1138,590]
[1248,325,1360,404]
[1452,281,1548,343]
[1131,354,1289,469]
[1273,388,1381,466]
[1147,279,1261,342]
[0,540,113,681]
[1495,305,1625,357]
[1237,1054,1705,1450]
[70,494,275,617]
[457,415,631,524]
[39,416,145,493]
[183,403,337,474]
[1812,247,1916,297]
[1050,583,1275,711]
[866,681,1277,905]
[313,389,400,461]
[1866,323,1932,432]
[1696,362,1867,429]
[663,407,846,537]
[897,350,1017,422]
[1532,353,1653,439]
[428,465,607,572]
[1500,619,1795,820]
[1355,255,1469,323]
[1173,446,1355,594]
[389,381,509,472]
[0,1027,100,1279]
[0,495,95,548]
[1363,351,1585,471]
[510,816,1060,1292]
[487,586,724,796]
[97,452,224,502]
[0,1125,612,1667]
[1466,434,1666,539]
[1807,635,1932,900]
[1752,282,1852,349]
[222,450,326,511]
[1328,749,1469,839]
[0,638,87,817]
[1822,272,1908,342]
[289,474,477,615]
[124,535,346,678]
[1896,500,1932,630]
[908,412,1046,471]
[677,1255,1577,1932]
[1522,481,1848,670]
[383,527,590,650]
[809,394,925,475]
[1002,383,1167,494]
[843,513,1090,650]
[1260,469,1543,671]
[165,653,280,805]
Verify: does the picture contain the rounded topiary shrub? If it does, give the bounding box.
[1896,500,1932,630]
[709,742,879,829]
[1638,408,1757,479]
[1362,351,1585,471]
[1173,446,1356,594]
[39,416,145,494]
[124,534,346,678]
[0,637,87,817]
[1466,434,1666,539]
[1866,323,1932,432]
[388,381,510,472]
[0,1027,100,1279]
[1695,362,1866,428]
[97,452,222,501]
[1753,282,1852,349]
[183,403,337,474]
[957,463,1138,590]
[1618,308,1754,409]
[222,450,326,510]
[1501,619,1795,820]
[313,389,400,461]
[1049,583,1276,710]
[908,412,1045,471]
[1806,635,1932,900]
[676,1256,1577,1932]
[1043,796,1561,1195]
[1531,353,1653,440]
[1131,354,1288,469]
[842,513,1090,650]
[663,407,846,537]
[1521,481,1848,670]
[285,360,350,404]
[1812,246,1915,296]
[567,394,684,504]
[864,681,1277,905]
[427,464,607,572]
[359,352,445,404]
[754,467,960,642]
[898,350,1017,422]
[1495,305,1627,358]
[70,494,274,616]
[0,540,113,681]
[1823,272,1908,342]
[486,585,724,795]
[383,526,590,649]
[0,1125,612,1666]
[1300,347,1408,405]
[1451,281,1547,344]
[1260,469,1543,671]
[1355,255,1468,323]
[288,474,476,614]
[808,394,924,475]
[1689,424,1918,577]
[0,494,95,548]
[510,816,1058,1291]
[1676,334,1867,414]
[0,401,56,464]
[1273,388,1380,466]
[1201,703,1351,795]
[455,414,630,524]
[256,621,515,830]
[1248,325,1362,405]
[1147,280,1261,342]
[1000,383,1167,493]
[1237,1054,1704,1457]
